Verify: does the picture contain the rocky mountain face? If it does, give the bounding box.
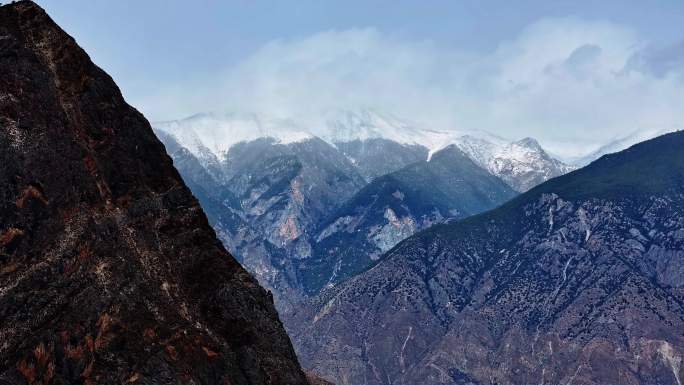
[333,138,428,181]
[223,137,366,243]
[292,132,684,385]
[0,2,308,384]
[224,138,367,309]
[155,128,371,311]
[154,110,574,311]
[298,145,517,295]
[155,127,522,313]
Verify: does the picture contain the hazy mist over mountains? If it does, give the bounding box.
[154,110,680,166]
[151,24,682,159]
[37,0,684,159]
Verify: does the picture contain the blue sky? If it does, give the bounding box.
[35,1,684,156]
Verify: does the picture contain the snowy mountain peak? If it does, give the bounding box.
[154,110,575,192]
[323,109,411,143]
[515,137,543,150]
[450,134,577,192]
[155,113,315,159]
[322,108,457,150]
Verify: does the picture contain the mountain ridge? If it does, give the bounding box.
[154,110,574,192]
[295,144,517,295]
[293,130,684,385]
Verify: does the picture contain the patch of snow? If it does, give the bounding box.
[658,342,682,385]
[322,109,458,150]
[398,326,413,371]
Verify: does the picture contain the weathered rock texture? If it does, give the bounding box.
[293,131,684,385]
[299,145,516,296]
[0,2,308,384]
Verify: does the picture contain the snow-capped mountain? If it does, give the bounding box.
[322,111,576,193]
[153,109,576,316]
[155,109,575,192]
[321,109,455,149]
[155,112,314,160]
[452,136,577,192]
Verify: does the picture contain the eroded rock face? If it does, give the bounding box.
[333,138,429,181]
[0,2,307,384]
[292,132,684,385]
[154,115,574,316]
[297,145,517,296]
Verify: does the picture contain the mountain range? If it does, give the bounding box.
[155,110,576,192]
[153,110,573,315]
[300,145,517,295]
[149,40,682,385]
[292,130,684,385]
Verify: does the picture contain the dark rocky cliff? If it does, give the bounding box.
[0,2,308,384]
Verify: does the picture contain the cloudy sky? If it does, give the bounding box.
[37,0,684,157]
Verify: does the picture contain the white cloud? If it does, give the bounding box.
[140,18,684,158]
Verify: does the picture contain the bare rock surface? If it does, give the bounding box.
[292,132,684,385]
[0,2,307,384]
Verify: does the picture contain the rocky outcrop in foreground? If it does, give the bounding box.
[0,2,307,384]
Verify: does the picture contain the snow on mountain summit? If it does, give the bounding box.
[321,109,457,149]
[447,135,576,191]
[154,109,460,161]
[155,113,315,159]
[154,110,575,191]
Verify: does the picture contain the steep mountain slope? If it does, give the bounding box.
[153,129,248,255]
[298,145,517,295]
[223,137,365,233]
[155,131,368,311]
[224,137,367,308]
[333,138,428,181]
[0,2,307,384]
[293,131,684,385]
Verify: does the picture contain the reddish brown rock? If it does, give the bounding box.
[0,1,308,384]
